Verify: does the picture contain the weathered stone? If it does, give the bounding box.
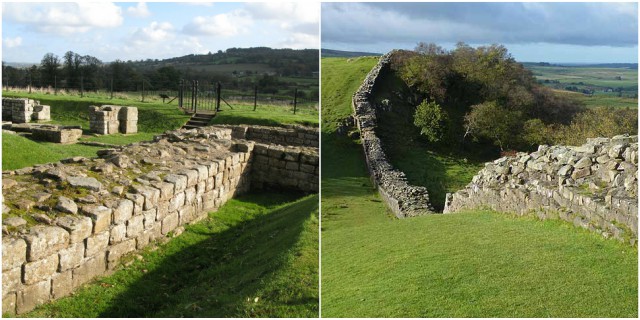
[85,231,109,257]
[132,185,160,210]
[81,205,112,233]
[107,238,136,267]
[161,212,179,235]
[112,199,134,224]
[3,292,17,315]
[58,241,85,271]
[23,226,69,261]
[23,253,58,284]
[55,196,78,214]
[126,214,145,238]
[67,176,103,191]
[55,215,93,243]
[574,157,592,169]
[3,217,27,228]
[164,174,188,193]
[109,223,127,244]
[571,167,591,180]
[2,267,22,293]
[72,253,106,288]
[16,279,51,314]
[51,270,73,299]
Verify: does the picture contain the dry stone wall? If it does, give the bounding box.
[444,135,638,244]
[352,52,434,218]
[2,98,51,123]
[1,124,318,315]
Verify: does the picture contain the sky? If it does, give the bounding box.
[322,2,638,63]
[1,2,319,63]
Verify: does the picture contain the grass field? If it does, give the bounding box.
[554,89,639,109]
[19,192,319,318]
[211,103,318,128]
[320,57,638,318]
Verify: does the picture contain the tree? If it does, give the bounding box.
[413,100,448,143]
[464,101,524,151]
[40,53,60,87]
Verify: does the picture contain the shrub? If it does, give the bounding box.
[413,100,448,142]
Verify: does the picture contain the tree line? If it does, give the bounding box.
[396,42,637,152]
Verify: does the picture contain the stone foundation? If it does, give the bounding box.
[1,124,318,315]
[31,126,83,144]
[2,98,51,123]
[444,136,638,244]
[88,105,138,135]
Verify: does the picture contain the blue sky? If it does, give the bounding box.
[322,2,638,63]
[2,2,319,63]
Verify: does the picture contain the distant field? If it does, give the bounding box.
[526,64,638,100]
[553,89,638,109]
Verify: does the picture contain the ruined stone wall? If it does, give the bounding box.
[88,105,138,135]
[1,125,318,315]
[352,52,434,218]
[214,124,319,148]
[444,136,638,244]
[2,98,50,123]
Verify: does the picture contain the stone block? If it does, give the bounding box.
[109,224,127,244]
[85,231,109,258]
[127,214,145,238]
[113,199,134,224]
[16,279,51,314]
[119,121,137,134]
[143,209,157,229]
[55,215,93,243]
[117,106,138,121]
[2,237,27,270]
[3,292,16,315]
[169,192,185,212]
[132,185,160,210]
[185,187,196,205]
[2,267,22,294]
[72,253,106,288]
[23,253,59,285]
[164,174,188,193]
[58,242,85,271]
[81,205,112,233]
[51,270,73,299]
[23,226,69,261]
[31,105,50,121]
[161,212,179,235]
[107,238,136,267]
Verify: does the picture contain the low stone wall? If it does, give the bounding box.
[444,135,638,244]
[88,105,138,135]
[2,124,318,315]
[2,98,51,123]
[351,52,434,218]
[31,125,83,144]
[214,124,319,148]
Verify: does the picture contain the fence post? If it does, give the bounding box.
[216,82,221,112]
[28,72,32,94]
[141,80,145,102]
[178,79,184,109]
[253,85,258,111]
[191,80,196,113]
[80,75,84,98]
[194,80,199,114]
[110,78,114,99]
[293,88,298,114]
[54,75,57,95]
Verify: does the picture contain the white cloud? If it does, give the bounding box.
[127,2,151,18]
[130,21,174,45]
[3,36,23,48]
[183,10,252,37]
[2,2,123,35]
[279,33,319,50]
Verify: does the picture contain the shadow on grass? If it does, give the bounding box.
[97,192,318,317]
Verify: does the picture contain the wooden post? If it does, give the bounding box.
[253,85,258,111]
[178,79,184,109]
[216,82,221,112]
[28,72,32,94]
[54,75,57,95]
[194,80,199,113]
[141,80,145,102]
[293,88,298,114]
[80,74,84,97]
[110,78,114,99]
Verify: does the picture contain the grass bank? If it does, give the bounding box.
[18,192,319,318]
[210,103,318,127]
[320,56,638,318]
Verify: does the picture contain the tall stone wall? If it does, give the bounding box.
[2,98,50,123]
[1,124,318,315]
[351,52,434,218]
[444,135,638,244]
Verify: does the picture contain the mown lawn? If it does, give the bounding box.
[210,103,318,128]
[320,56,638,318]
[19,192,319,318]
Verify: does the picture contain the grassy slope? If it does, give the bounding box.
[320,57,638,318]
[2,133,104,171]
[20,192,319,318]
[210,103,318,128]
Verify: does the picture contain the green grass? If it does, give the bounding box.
[2,133,104,171]
[320,56,638,318]
[553,89,639,109]
[210,103,318,127]
[321,57,379,131]
[19,192,319,318]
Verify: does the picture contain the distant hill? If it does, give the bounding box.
[522,62,638,69]
[322,49,382,58]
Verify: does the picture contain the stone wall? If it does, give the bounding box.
[2,98,51,123]
[31,125,83,144]
[214,124,319,148]
[351,52,434,218]
[88,105,138,135]
[444,135,638,244]
[1,124,318,315]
